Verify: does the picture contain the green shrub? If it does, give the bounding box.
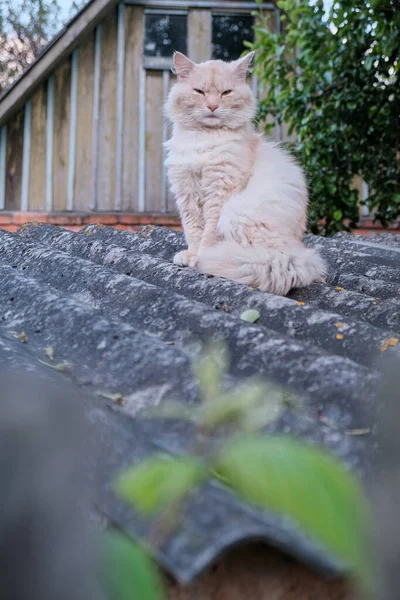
[250,0,399,235]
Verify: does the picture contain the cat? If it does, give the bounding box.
[164,51,326,296]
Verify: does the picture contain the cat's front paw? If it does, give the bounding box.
[173,250,197,267]
[188,255,199,269]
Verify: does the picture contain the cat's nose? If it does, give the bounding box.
[207,104,219,113]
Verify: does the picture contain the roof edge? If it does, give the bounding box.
[0,0,119,127]
[0,0,276,128]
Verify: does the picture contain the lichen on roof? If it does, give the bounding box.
[0,222,399,583]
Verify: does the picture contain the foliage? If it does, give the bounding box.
[216,434,369,580]
[101,530,165,600]
[250,0,400,235]
[0,0,64,93]
[115,344,371,591]
[116,456,207,515]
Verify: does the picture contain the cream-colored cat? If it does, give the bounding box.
[165,51,325,296]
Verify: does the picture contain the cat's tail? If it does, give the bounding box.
[196,241,326,296]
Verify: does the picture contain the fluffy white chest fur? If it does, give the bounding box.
[165,52,325,296]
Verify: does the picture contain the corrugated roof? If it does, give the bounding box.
[0,222,399,583]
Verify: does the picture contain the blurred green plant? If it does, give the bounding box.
[113,344,371,595]
[101,530,166,600]
[249,0,399,235]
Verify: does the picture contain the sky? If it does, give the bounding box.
[59,0,85,23]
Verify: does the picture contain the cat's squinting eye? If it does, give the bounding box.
[221,90,232,96]
[193,88,205,95]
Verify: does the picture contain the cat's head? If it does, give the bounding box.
[166,52,256,130]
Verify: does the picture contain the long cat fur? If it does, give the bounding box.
[165,51,325,296]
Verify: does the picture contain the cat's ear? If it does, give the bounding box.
[232,51,255,80]
[173,52,195,81]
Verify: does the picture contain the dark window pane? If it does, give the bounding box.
[212,15,254,61]
[144,14,187,57]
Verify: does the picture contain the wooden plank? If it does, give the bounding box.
[352,175,371,216]
[97,10,118,211]
[145,72,163,212]
[161,69,170,212]
[74,33,95,211]
[122,5,144,212]
[67,50,79,210]
[0,0,120,127]
[46,76,54,211]
[21,102,31,211]
[52,60,71,211]
[115,3,125,210]
[188,9,212,62]
[167,73,178,214]
[91,25,102,210]
[0,126,6,209]
[28,85,47,210]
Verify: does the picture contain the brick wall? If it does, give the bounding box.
[0,212,183,233]
[0,211,399,235]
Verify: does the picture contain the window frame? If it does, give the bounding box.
[211,10,255,62]
[143,9,188,71]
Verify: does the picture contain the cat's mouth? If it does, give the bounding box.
[204,114,221,123]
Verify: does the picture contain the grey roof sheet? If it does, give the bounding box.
[0,222,399,583]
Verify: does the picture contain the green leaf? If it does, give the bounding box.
[333,209,343,221]
[240,309,260,323]
[137,401,199,423]
[200,380,283,430]
[101,530,165,600]
[215,435,370,587]
[115,456,206,515]
[364,55,374,71]
[194,342,228,397]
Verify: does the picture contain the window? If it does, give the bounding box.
[212,15,254,61]
[144,13,187,58]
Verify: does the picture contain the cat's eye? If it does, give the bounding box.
[221,90,232,96]
[193,88,205,95]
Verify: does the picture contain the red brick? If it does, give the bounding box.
[352,229,375,236]
[63,225,84,232]
[152,215,181,226]
[115,224,136,231]
[12,212,48,225]
[7,209,400,237]
[116,215,132,225]
[118,214,144,225]
[361,219,377,229]
[83,214,118,225]
[0,224,19,232]
[46,214,83,226]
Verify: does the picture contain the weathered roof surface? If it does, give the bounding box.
[0,222,399,584]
